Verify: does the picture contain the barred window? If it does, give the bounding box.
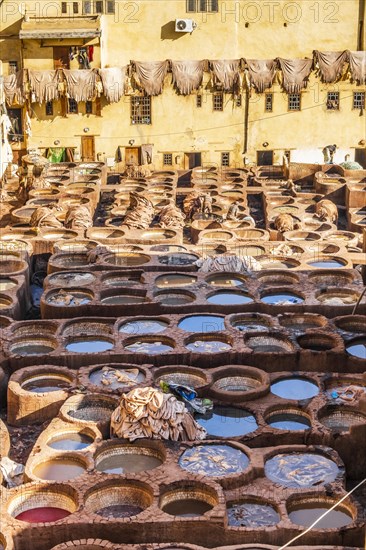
[326,91,339,110]
[68,98,78,114]
[163,153,173,165]
[106,1,115,14]
[95,0,104,13]
[288,93,301,111]
[213,92,223,111]
[353,91,365,109]
[131,96,151,125]
[8,61,18,75]
[265,93,273,112]
[196,95,202,108]
[221,152,230,166]
[73,2,79,13]
[86,101,93,114]
[187,0,218,12]
[83,1,92,13]
[45,101,53,116]
[236,95,242,107]
[61,2,67,13]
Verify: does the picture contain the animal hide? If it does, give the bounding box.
[3,70,26,106]
[64,205,93,229]
[315,199,338,223]
[30,207,63,229]
[313,50,348,83]
[277,58,313,93]
[28,70,60,104]
[274,213,294,232]
[99,67,127,103]
[132,61,169,96]
[171,60,205,95]
[244,59,277,93]
[158,203,185,228]
[63,69,97,102]
[210,59,240,91]
[122,192,154,229]
[348,51,366,85]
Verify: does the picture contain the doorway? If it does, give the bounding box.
[184,153,202,170]
[81,136,95,162]
[53,47,70,70]
[125,147,141,166]
[257,150,274,165]
[355,148,366,168]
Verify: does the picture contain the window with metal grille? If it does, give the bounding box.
[187,0,218,12]
[163,153,173,165]
[265,93,273,112]
[288,93,301,111]
[73,2,79,13]
[196,95,202,108]
[106,0,115,13]
[353,91,365,109]
[95,0,103,13]
[221,152,230,166]
[83,0,92,13]
[131,96,151,125]
[86,101,93,114]
[45,101,53,116]
[213,92,223,111]
[61,2,67,13]
[236,95,242,107]
[68,98,78,114]
[8,61,18,75]
[326,91,339,110]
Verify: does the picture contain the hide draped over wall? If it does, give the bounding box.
[132,61,169,96]
[3,70,27,106]
[348,51,366,85]
[171,60,205,95]
[28,70,60,104]
[62,69,98,102]
[210,59,241,91]
[244,59,277,93]
[313,50,349,83]
[277,58,313,93]
[98,67,127,103]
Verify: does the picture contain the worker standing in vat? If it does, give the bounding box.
[322,144,337,164]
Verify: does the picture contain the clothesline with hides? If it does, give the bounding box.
[3,50,365,107]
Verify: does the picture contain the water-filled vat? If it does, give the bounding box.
[231,314,272,332]
[155,274,197,288]
[205,273,247,287]
[61,394,116,426]
[316,290,359,305]
[195,406,258,437]
[307,258,347,268]
[0,278,17,291]
[21,373,72,393]
[124,337,175,354]
[334,316,366,333]
[100,294,148,305]
[119,319,168,334]
[10,337,58,355]
[245,335,294,353]
[271,377,319,400]
[346,338,366,359]
[154,367,209,389]
[265,452,339,487]
[158,253,198,266]
[297,333,337,351]
[227,501,280,527]
[287,498,353,528]
[102,273,142,287]
[179,444,249,477]
[279,314,327,331]
[104,252,151,266]
[47,272,96,287]
[160,484,217,517]
[319,407,366,431]
[32,456,87,481]
[15,507,71,522]
[178,315,225,332]
[207,291,254,305]
[46,289,93,306]
[185,335,231,353]
[95,442,164,474]
[265,408,311,430]
[261,292,304,305]
[47,432,94,451]
[89,365,145,390]
[155,290,196,305]
[65,338,114,353]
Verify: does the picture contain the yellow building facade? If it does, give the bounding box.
[0,0,365,170]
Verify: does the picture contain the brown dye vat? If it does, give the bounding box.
[60,394,117,437]
[279,314,327,331]
[47,271,96,287]
[308,270,355,286]
[297,333,338,351]
[230,313,273,332]
[88,364,146,391]
[319,406,366,432]
[32,456,87,481]
[155,290,196,305]
[287,497,354,528]
[256,271,300,286]
[257,256,300,270]
[155,274,197,288]
[9,337,58,356]
[316,289,359,305]
[284,230,322,241]
[0,259,28,276]
[84,480,153,518]
[334,315,366,333]
[103,252,151,266]
[154,366,210,389]
[245,334,295,353]
[160,483,218,517]
[94,441,165,474]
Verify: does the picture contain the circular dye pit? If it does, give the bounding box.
[206,274,247,287]
[316,291,358,305]
[89,366,145,390]
[346,338,366,359]
[33,458,86,481]
[257,257,299,270]
[162,499,213,517]
[150,245,187,252]
[212,375,261,393]
[97,504,143,518]
[265,409,311,431]
[96,447,163,474]
[227,502,280,527]
[103,275,141,287]
[124,340,174,354]
[105,253,151,267]
[0,278,17,291]
[245,335,294,353]
[155,291,196,306]
[46,290,92,306]
[297,333,337,351]
[307,259,346,268]
[261,292,304,305]
[320,408,366,432]
[279,315,326,331]
[85,482,152,518]
[179,444,249,477]
[22,374,71,393]
[288,502,353,528]
[10,339,57,356]
[179,315,225,332]
[158,253,198,266]
[207,291,253,305]
[47,432,94,451]
[231,315,271,332]
[100,295,148,305]
[155,274,197,288]
[15,507,71,523]
[65,338,114,353]
[48,272,96,287]
[265,453,339,488]
[155,367,208,389]
[119,319,168,334]
[271,377,319,400]
[186,338,231,353]
[195,406,258,437]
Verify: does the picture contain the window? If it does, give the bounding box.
[8,61,18,75]
[63,1,79,13]
[95,0,104,13]
[68,98,78,114]
[221,152,230,166]
[163,153,173,166]
[86,101,93,114]
[213,92,223,111]
[288,93,301,111]
[326,91,339,110]
[73,2,79,13]
[353,91,365,109]
[265,93,273,112]
[187,0,218,12]
[106,0,115,13]
[61,2,67,13]
[131,96,151,125]
[45,101,53,116]
[196,95,202,108]
[235,95,242,107]
[83,0,92,13]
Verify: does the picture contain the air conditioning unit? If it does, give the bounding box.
[175,18,196,32]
